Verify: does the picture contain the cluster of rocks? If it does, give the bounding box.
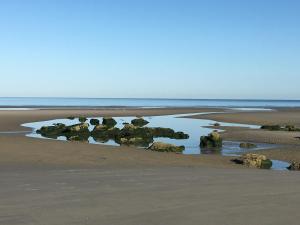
[37,116,189,151]
[261,124,300,131]
[200,131,223,148]
[233,153,273,169]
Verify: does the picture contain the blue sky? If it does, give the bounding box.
[0,0,299,99]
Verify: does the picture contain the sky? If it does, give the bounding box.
[0,0,299,99]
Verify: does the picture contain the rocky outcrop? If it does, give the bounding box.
[234,153,273,169]
[200,131,222,148]
[90,118,100,126]
[287,161,300,170]
[78,116,87,123]
[152,127,189,139]
[37,123,67,138]
[131,117,149,127]
[66,123,89,133]
[102,117,117,127]
[148,142,185,153]
[239,142,257,148]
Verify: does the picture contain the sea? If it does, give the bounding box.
[0,97,300,108]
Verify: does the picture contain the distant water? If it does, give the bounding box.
[0,97,300,108]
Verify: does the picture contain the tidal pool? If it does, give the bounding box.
[22,113,291,170]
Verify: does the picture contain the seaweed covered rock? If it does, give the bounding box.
[117,124,153,140]
[78,116,87,123]
[152,127,189,139]
[200,131,222,148]
[66,123,89,133]
[91,126,120,140]
[117,137,153,147]
[234,153,272,169]
[67,116,75,120]
[148,142,185,153]
[287,161,300,170]
[239,142,257,148]
[261,125,281,131]
[37,123,67,138]
[90,118,100,126]
[102,117,117,127]
[131,117,149,127]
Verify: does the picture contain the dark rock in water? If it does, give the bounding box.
[90,118,100,126]
[102,117,117,127]
[213,122,220,127]
[234,153,272,169]
[261,125,281,131]
[67,116,75,120]
[287,161,300,170]
[37,123,67,137]
[173,131,189,139]
[92,125,120,140]
[200,132,222,148]
[66,123,89,133]
[260,159,273,169]
[131,117,149,127]
[117,124,153,140]
[148,142,185,153]
[239,142,257,148]
[152,127,189,139]
[78,116,87,123]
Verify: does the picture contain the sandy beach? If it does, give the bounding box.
[1,107,300,225]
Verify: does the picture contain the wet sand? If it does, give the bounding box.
[1,107,300,225]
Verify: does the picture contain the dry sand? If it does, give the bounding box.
[1,107,300,225]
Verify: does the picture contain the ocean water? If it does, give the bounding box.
[0,97,300,108]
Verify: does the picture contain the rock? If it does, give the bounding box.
[37,123,67,138]
[102,117,117,127]
[239,142,257,148]
[66,123,89,133]
[131,117,149,127]
[78,116,87,123]
[152,127,189,139]
[117,137,153,147]
[67,116,75,120]
[238,153,272,169]
[287,161,300,170]
[90,118,100,126]
[261,125,281,131]
[213,122,220,127]
[148,142,185,153]
[92,124,109,132]
[260,159,273,169]
[117,124,153,140]
[92,126,120,140]
[200,131,222,148]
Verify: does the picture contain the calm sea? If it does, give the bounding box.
[0,97,300,108]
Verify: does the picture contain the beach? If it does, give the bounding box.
[1,107,300,225]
